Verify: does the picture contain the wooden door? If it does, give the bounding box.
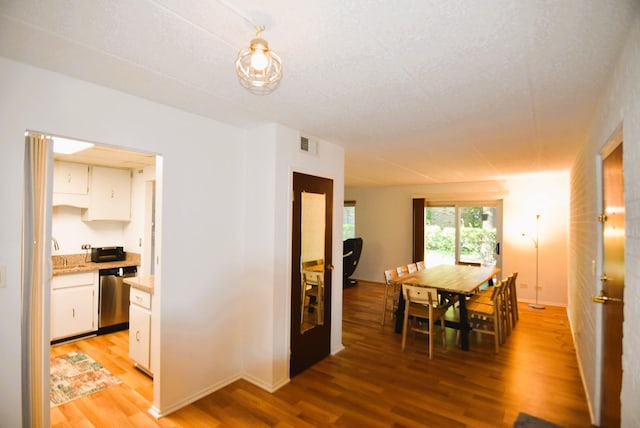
[290,172,333,377]
[599,142,624,427]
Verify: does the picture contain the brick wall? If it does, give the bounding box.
[569,14,640,427]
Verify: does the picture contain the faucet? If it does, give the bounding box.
[52,237,60,251]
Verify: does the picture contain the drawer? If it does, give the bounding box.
[130,287,151,310]
[52,271,94,289]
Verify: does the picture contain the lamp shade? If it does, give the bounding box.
[235,35,282,95]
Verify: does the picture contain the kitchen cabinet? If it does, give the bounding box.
[52,161,89,207]
[129,286,152,375]
[83,165,132,221]
[51,271,97,341]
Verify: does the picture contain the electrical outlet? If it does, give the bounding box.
[81,244,91,250]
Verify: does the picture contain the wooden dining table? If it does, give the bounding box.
[391,264,500,351]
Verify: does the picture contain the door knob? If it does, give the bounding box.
[327,265,334,271]
[592,291,623,304]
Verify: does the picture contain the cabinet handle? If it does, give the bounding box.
[136,331,140,341]
[67,173,72,183]
[72,308,75,318]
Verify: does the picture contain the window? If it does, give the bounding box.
[424,201,501,268]
[343,201,356,240]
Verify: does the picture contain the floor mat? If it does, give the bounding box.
[50,350,122,406]
[513,412,565,428]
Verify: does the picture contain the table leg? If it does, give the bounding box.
[459,296,470,351]
[395,286,404,333]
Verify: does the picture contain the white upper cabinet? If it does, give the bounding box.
[82,166,132,221]
[52,161,90,207]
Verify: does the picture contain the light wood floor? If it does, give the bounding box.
[50,280,593,427]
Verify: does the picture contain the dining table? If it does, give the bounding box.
[391,264,500,351]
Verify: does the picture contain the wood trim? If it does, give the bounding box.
[412,198,425,263]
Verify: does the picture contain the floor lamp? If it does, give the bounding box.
[524,214,545,309]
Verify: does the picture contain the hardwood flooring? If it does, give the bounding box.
[50,280,592,427]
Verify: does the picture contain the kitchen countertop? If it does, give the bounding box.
[52,252,141,276]
[123,275,154,293]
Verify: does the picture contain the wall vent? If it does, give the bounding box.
[300,136,318,155]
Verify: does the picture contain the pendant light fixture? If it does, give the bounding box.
[235,26,282,95]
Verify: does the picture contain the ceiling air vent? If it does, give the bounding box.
[300,136,318,155]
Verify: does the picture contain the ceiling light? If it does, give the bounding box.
[52,137,94,154]
[235,27,282,95]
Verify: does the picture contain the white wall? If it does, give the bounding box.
[0,57,240,423]
[274,124,346,360]
[0,57,345,425]
[502,173,570,307]
[345,172,570,306]
[52,205,126,254]
[241,124,345,390]
[569,14,640,427]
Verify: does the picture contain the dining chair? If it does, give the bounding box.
[473,272,518,331]
[302,272,324,325]
[466,278,507,353]
[396,265,410,277]
[499,275,511,338]
[508,272,519,327]
[407,263,418,274]
[381,269,401,326]
[416,260,426,271]
[401,285,448,359]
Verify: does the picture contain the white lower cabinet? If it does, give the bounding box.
[129,287,152,375]
[51,272,97,341]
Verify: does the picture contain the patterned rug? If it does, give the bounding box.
[50,351,121,407]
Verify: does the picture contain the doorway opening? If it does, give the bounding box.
[22,131,162,424]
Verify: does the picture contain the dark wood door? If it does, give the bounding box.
[290,172,333,377]
[600,142,624,427]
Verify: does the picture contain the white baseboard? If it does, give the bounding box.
[149,373,242,418]
[566,306,597,425]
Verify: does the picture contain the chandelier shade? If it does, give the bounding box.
[235,31,283,95]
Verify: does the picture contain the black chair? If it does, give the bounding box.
[343,238,363,288]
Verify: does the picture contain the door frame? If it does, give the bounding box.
[22,132,163,425]
[595,127,624,427]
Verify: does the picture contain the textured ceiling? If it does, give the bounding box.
[1,0,637,187]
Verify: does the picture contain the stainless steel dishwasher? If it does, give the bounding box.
[98,266,137,334]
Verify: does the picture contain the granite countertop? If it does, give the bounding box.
[52,252,141,276]
[123,275,154,293]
